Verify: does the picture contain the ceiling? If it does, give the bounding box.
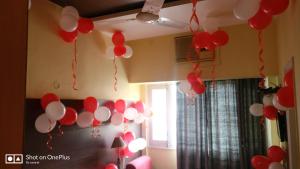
[51,0,245,41]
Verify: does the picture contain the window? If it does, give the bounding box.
[146,83,177,149]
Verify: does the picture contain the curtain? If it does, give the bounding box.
[177,79,266,169]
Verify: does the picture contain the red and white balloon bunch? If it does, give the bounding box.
[119,131,147,158]
[251,146,287,169]
[192,30,229,51]
[178,72,206,96]
[233,0,289,30]
[106,31,133,59]
[58,6,94,43]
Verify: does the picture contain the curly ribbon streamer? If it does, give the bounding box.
[189,0,200,33]
[46,133,53,150]
[57,124,64,136]
[113,56,118,92]
[258,31,266,89]
[72,40,78,90]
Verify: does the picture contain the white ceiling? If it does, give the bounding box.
[94,0,245,41]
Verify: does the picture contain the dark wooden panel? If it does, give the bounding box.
[0,0,28,169]
[23,99,141,169]
[49,0,182,18]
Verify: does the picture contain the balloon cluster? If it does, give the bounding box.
[192,30,229,51]
[249,69,295,119]
[58,6,94,43]
[107,31,133,58]
[251,146,287,169]
[178,72,206,97]
[233,0,289,30]
[118,132,147,158]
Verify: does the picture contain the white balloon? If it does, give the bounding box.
[134,113,145,124]
[35,114,56,133]
[123,45,133,59]
[135,138,147,150]
[94,106,111,122]
[111,113,124,126]
[268,162,285,169]
[233,0,260,20]
[124,108,138,120]
[178,81,191,94]
[273,96,290,111]
[249,103,264,116]
[59,14,78,32]
[128,140,140,153]
[77,111,94,128]
[61,6,79,19]
[263,94,274,106]
[105,46,115,60]
[45,101,66,121]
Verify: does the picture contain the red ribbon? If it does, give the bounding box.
[72,40,78,90]
[189,0,200,33]
[57,124,64,136]
[257,31,266,89]
[46,133,53,150]
[113,56,118,92]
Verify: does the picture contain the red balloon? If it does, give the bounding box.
[41,93,60,109]
[105,163,118,169]
[135,101,144,113]
[248,9,273,30]
[119,147,134,158]
[192,31,212,49]
[187,72,199,83]
[103,100,115,113]
[92,119,101,127]
[114,45,126,57]
[267,146,286,162]
[205,41,216,51]
[59,29,78,43]
[112,31,125,46]
[115,99,126,113]
[251,155,271,169]
[83,97,99,113]
[211,30,229,46]
[123,118,129,123]
[277,86,294,108]
[77,18,94,33]
[59,107,78,125]
[261,0,289,15]
[121,131,135,144]
[263,106,278,120]
[284,69,294,88]
[191,81,206,94]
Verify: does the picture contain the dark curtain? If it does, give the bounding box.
[177,79,266,169]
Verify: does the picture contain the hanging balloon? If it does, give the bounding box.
[267,146,286,162]
[83,97,99,113]
[248,8,273,30]
[284,69,294,87]
[119,147,134,158]
[41,93,60,110]
[77,18,94,33]
[61,6,79,19]
[263,94,274,106]
[121,131,136,144]
[115,99,126,113]
[251,155,272,169]
[92,119,101,127]
[111,113,124,126]
[134,113,145,124]
[112,31,125,46]
[59,107,78,125]
[114,45,127,57]
[103,100,115,113]
[191,82,206,94]
[45,101,66,121]
[205,42,216,51]
[135,101,144,113]
[105,163,118,169]
[123,45,133,59]
[276,87,294,108]
[94,106,111,122]
[134,138,147,150]
[35,113,56,133]
[59,29,78,43]
[178,81,192,94]
[263,106,278,120]
[59,14,78,32]
[193,31,212,49]
[211,30,229,47]
[128,140,140,153]
[249,103,264,116]
[187,72,198,83]
[233,0,260,20]
[272,95,290,111]
[77,111,94,128]
[124,108,138,120]
[268,162,285,169]
[261,0,289,15]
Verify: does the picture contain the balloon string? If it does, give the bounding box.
[72,39,78,90]
[210,51,216,88]
[57,124,64,136]
[113,56,118,92]
[258,31,266,89]
[46,133,53,150]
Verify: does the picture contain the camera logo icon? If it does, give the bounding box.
[5,154,23,164]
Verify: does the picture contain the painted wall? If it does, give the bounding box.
[146,148,177,169]
[27,0,141,100]
[125,23,279,83]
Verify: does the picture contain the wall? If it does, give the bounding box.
[147,148,177,169]
[276,0,300,167]
[27,0,141,100]
[125,23,279,83]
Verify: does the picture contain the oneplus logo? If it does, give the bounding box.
[5,154,23,164]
